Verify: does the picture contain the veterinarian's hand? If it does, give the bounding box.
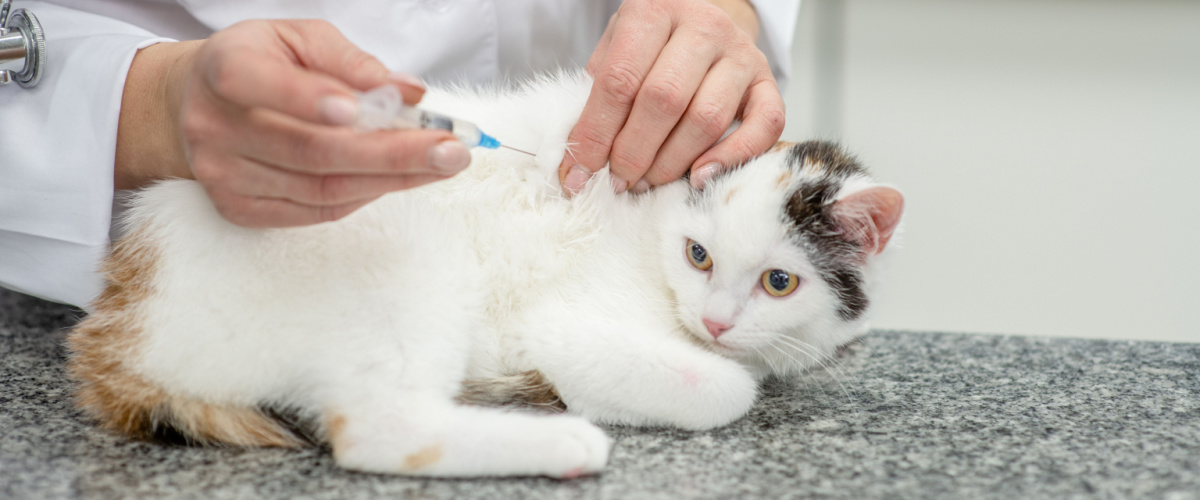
[559,0,785,195]
[115,20,470,228]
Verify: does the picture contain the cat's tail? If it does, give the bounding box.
[66,229,305,449]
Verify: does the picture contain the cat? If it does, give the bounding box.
[67,71,904,478]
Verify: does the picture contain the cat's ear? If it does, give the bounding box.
[830,186,904,255]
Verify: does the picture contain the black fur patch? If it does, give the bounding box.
[782,141,871,321]
[784,141,865,180]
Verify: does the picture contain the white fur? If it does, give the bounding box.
[118,71,898,477]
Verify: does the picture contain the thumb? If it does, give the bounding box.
[276,20,427,104]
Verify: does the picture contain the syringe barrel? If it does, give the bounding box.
[441,116,483,148]
[355,85,484,147]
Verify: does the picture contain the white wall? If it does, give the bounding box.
[783,0,1200,342]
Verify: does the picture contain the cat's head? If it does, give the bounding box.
[657,141,904,377]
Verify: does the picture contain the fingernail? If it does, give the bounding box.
[430,140,471,172]
[631,179,651,194]
[611,174,628,194]
[692,162,722,189]
[388,72,426,91]
[318,96,359,126]
[564,164,592,194]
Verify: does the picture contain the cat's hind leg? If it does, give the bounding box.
[323,396,610,477]
[311,316,609,477]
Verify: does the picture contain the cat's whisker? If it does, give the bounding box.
[774,336,849,375]
[774,337,854,391]
[764,344,832,398]
[752,345,786,376]
[770,337,858,403]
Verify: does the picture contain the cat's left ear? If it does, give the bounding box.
[830,186,905,255]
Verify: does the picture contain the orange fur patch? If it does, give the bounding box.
[803,157,827,175]
[68,228,301,448]
[770,141,797,153]
[403,443,444,471]
[723,186,740,206]
[326,413,350,457]
[775,170,793,189]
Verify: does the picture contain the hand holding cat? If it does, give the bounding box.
[116,20,470,228]
[559,0,786,194]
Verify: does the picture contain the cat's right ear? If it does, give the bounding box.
[830,186,905,255]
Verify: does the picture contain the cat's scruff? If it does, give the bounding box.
[68,72,904,478]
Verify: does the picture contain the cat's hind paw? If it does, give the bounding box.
[537,416,611,478]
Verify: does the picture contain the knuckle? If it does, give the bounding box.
[572,123,614,153]
[597,61,643,105]
[690,101,731,140]
[179,110,216,146]
[189,155,225,185]
[341,49,379,74]
[319,204,352,223]
[759,104,787,137]
[207,54,243,99]
[609,146,652,179]
[381,140,423,172]
[317,175,347,205]
[694,9,731,39]
[213,196,253,227]
[728,137,763,162]
[294,131,335,171]
[288,19,336,39]
[641,80,688,116]
[207,56,247,100]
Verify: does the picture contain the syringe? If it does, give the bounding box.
[355,85,533,156]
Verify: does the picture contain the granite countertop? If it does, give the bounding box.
[2,288,1198,499]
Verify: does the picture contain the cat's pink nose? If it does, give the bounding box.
[702,318,732,339]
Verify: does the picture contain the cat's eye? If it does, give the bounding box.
[685,239,713,271]
[761,269,800,297]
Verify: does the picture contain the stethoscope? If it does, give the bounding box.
[0,0,44,88]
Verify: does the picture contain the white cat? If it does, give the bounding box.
[68,71,904,478]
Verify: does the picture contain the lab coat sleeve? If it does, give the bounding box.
[0,2,172,308]
[746,0,801,91]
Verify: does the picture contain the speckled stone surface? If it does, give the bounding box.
[2,288,1198,500]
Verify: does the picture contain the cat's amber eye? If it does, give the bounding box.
[761,269,800,297]
[685,239,713,271]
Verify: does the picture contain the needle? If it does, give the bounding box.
[501,145,536,156]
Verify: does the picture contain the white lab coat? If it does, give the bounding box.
[0,0,800,308]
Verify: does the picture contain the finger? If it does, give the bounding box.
[559,6,674,192]
[205,21,424,127]
[690,78,785,188]
[225,157,452,207]
[208,188,380,228]
[204,47,362,126]
[274,21,429,103]
[640,59,749,187]
[585,11,620,75]
[273,20,392,92]
[235,108,467,175]
[607,30,720,188]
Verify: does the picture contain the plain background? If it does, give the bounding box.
[780,0,1200,343]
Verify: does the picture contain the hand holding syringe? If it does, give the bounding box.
[355,86,533,156]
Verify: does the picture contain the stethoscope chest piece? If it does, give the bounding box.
[0,2,45,88]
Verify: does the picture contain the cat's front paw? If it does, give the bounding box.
[658,361,759,430]
[565,353,759,431]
